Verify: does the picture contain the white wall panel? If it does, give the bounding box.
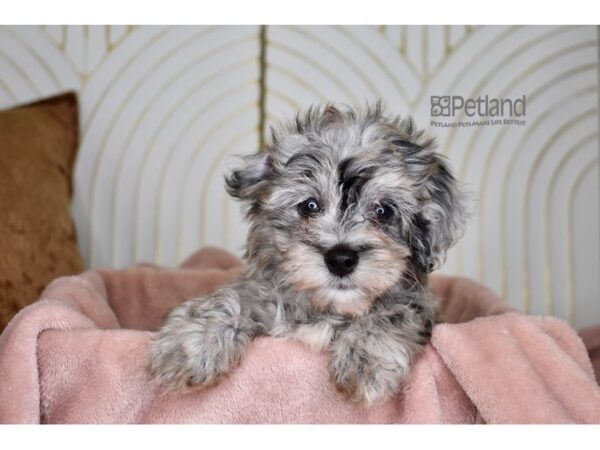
[0,25,260,269]
[0,25,597,328]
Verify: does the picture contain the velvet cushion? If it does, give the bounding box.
[0,92,84,331]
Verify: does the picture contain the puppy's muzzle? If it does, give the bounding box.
[324,245,359,277]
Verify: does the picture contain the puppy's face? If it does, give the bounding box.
[226,104,467,316]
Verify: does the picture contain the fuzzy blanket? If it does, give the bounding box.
[0,247,599,424]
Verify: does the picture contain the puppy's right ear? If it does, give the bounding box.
[224,153,273,201]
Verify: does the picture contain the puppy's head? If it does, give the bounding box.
[225,102,468,316]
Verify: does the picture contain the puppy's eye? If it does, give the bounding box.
[374,204,393,223]
[298,198,321,217]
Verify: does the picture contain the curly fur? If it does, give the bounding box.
[148,101,468,404]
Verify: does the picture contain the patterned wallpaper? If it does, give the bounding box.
[0,25,598,327]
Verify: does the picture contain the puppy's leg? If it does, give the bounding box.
[148,282,271,392]
[328,300,434,405]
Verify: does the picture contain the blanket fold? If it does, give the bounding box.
[0,247,598,424]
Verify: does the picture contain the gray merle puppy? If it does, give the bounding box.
[148,102,468,404]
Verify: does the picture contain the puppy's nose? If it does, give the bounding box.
[324,245,359,277]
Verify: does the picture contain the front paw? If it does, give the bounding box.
[329,344,412,405]
[148,294,251,392]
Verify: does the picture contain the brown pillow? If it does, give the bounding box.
[0,92,84,331]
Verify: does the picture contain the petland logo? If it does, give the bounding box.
[430,94,526,128]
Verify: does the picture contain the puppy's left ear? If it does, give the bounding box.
[410,154,469,273]
[224,152,273,201]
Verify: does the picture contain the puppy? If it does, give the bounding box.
[148,102,468,404]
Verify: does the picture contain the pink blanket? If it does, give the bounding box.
[1,247,599,424]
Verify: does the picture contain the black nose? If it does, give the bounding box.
[324,245,359,277]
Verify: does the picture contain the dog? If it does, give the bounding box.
[148,102,468,404]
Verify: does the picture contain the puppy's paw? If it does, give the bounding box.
[328,330,416,405]
[148,292,252,392]
[331,361,408,406]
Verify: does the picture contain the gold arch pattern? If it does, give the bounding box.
[566,160,599,324]
[545,133,598,316]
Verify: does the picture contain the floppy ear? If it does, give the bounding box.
[409,155,469,273]
[224,152,272,201]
